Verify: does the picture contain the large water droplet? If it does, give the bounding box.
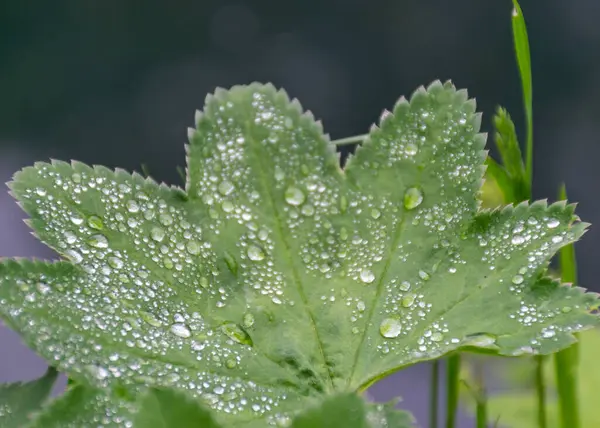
[247,245,265,261]
[159,213,173,226]
[87,234,108,249]
[151,227,166,242]
[70,215,84,225]
[65,249,83,264]
[404,187,424,210]
[218,180,235,196]
[87,215,104,230]
[221,323,253,346]
[108,256,123,269]
[127,200,140,213]
[512,274,524,285]
[511,235,525,245]
[284,186,305,206]
[465,333,497,348]
[431,332,444,342]
[405,143,418,156]
[170,323,191,338]
[359,269,375,284]
[379,318,402,338]
[547,218,560,229]
[402,294,416,308]
[186,240,200,255]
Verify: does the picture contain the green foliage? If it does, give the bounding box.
[0,368,57,427]
[484,328,600,428]
[0,81,598,426]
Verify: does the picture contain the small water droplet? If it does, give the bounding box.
[87,216,104,230]
[221,200,234,213]
[405,143,418,156]
[371,208,381,219]
[285,186,305,206]
[359,269,375,284]
[404,187,424,210]
[218,180,235,196]
[141,311,162,327]
[379,318,402,338]
[465,333,497,348]
[402,294,416,308]
[511,235,525,245]
[35,187,47,196]
[151,227,165,242]
[65,249,83,264]
[418,270,430,281]
[170,323,191,338]
[247,245,265,261]
[399,281,411,291]
[561,306,572,313]
[547,218,560,229]
[126,200,140,213]
[70,215,84,225]
[301,204,315,216]
[63,231,77,244]
[159,213,173,226]
[357,301,366,312]
[87,234,108,249]
[186,240,200,255]
[108,256,123,269]
[431,332,444,342]
[225,358,237,369]
[274,166,285,181]
[552,236,563,244]
[221,323,253,346]
[512,274,524,285]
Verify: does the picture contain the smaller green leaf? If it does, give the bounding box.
[0,368,57,427]
[483,157,514,207]
[291,393,414,428]
[493,108,524,181]
[133,388,223,428]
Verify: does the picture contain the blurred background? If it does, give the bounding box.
[1,0,599,425]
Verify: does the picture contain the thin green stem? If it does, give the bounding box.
[446,354,461,428]
[430,360,439,428]
[553,184,580,428]
[535,355,548,428]
[331,134,368,146]
[475,363,487,428]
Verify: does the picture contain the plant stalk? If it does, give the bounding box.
[535,355,548,428]
[331,134,368,146]
[446,354,460,428]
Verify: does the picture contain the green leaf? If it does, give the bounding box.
[27,384,136,428]
[485,328,600,428]
[1,82,597,425]
[134,388,222,428]
[0,368,58,427]
[291,393,413,428]
[511,0,534,185]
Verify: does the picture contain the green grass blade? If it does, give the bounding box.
[511,0,533,187]
[446,354,461,428]
[554,184,581,428]
[535,355,548,428]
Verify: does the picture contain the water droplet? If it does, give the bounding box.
[163,257,174,269]
[284,186,305,206]
[87,234,108,249]
[225,358,237,369]
[108,256,123,269]
[402,294,416,308]
[552,236,563,244]
[126,200,140,213]
[399,281,411,291]
[465,333,497,348]
[186,240,200,255]
[561,306,572,313]
[247,245,265,262]
[221,323,253,346]
[404,187,424,210]
[357,301,366,312]
[547,218,560,229]
[243,313,255,328]
[371,208,381,219]
[87,365,109,380]
[379,318,402,338]
[218,180,235,196]
[151,227,165,242]
[301,204,315,216]
[65,249,83,264]
[405,143,418,156]
[274,166,285,181]
[70,215,84,225]
[87,216,104,230]
[35,187,47,196]
[431,332,444,342]
[170,323,191,338]
[359,269,375,284]
[511,235,525,245]
[512,274,524,285]
[159,213,173,226]
[63,231,77,244]
[221,200,234,213]
[418,270,430,281]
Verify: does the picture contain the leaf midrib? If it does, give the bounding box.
[242,106,335,392]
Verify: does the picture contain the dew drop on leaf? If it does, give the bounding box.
[87,234,108,249]
[465,333,497,348]
[159,213,174,226]
[218,180,235,196]
[403,187,424,210]
[140,311,162,327]
[359,269,375,284]
[247,245,265,261]
[401,294,416,308]
[512,274,524,285]
[405,143,418,156]
[108,256,123,269]
[379,318,402,338]
[221,323,253,346]
[65,249,83,264]
[547,218,560,229]
[170,323,191,338]
[431,332,444,342]
[126,200,140,213]
[186,241,200,255]
[87,215,104,230]
[150,227,166,242]
[70,214,84,225]
[284,186,305,206]
[243,313,255,328]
